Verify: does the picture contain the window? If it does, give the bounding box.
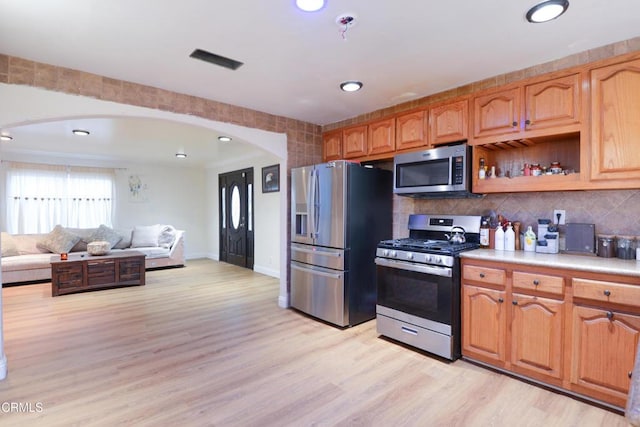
[5,162,115,233]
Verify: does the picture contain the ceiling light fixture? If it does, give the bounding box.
[295,0,325,12]
[526,0,569,23]
[0,134,13,141]
[340,81,363,92]
[218,136,232,142]
[175,153,187,159]
[72,129,90,136]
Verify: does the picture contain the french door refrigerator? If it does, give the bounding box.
[290,160,392,327]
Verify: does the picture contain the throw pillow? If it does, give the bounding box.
[36,225,81,254]
[84,224,122,249]
[113,229,133,249]
[158,225,176,248]
[1,232,20,257]
[131,224,161,248]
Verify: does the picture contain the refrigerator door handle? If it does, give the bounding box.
[291,262,343,280]
[308,169,316,239]
[312,169,320,239]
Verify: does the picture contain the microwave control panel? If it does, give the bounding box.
[453,156,464,185]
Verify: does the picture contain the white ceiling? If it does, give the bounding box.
[0,0,639,164]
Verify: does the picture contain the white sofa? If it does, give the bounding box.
[1,224,185,285]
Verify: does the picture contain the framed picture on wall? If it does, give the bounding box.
[262,164,280,193]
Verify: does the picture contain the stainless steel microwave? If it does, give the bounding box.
[393,142,478,198]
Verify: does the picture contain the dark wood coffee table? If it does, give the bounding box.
[51,251,146,296]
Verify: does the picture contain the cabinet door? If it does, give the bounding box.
[462,284,507,364]
[342,125,368,159]
[511,293,564,379]
[473,87,520,139]
[396,110,427,150]
[368,118,395,155]
[590,58,640,181]
[430,99,468,145]
[571,305,640,407]
[322,131,342,161]
[524,74,581,131]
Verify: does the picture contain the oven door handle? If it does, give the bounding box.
[374,257,452,278]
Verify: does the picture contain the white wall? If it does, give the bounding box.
[206,154,282,278]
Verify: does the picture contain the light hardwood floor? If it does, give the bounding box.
[0,259,629,426]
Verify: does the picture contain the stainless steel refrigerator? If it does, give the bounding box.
[290,160,392,327]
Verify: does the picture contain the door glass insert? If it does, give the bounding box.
[221,187,226,229]
[248,183,253,232]
[231,184,241,230]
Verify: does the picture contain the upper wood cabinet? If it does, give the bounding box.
[322,130,342,161]
[524,73,581,132]
[472,73,582,142]
[395,110,428,150]
[368,117,395,155]
[430,99,468,145]
[590,58,640,181]
[342,125,368,159]
[472,87,521,140]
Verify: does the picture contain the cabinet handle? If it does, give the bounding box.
[525,119,531,125]
[512,301,518,306]
[604,290,611,297]
[533,280,540,286]
[606,311,614,320]
[498,298,504,303]
[630,371,634,379]
[512,121,518,127]
[479,272,485,278]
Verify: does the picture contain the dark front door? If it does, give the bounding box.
[219,168,254,269]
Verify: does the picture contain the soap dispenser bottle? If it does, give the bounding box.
[505,222,515,251]
[524,226,536,252]
[495,224,505,251]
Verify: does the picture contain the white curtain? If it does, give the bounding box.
[6,162,115,234]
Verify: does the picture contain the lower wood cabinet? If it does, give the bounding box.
[510,293,564,380]
[461,257,640,410]
[462,284,506,364]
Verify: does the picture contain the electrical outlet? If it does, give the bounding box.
[553,209,566,225]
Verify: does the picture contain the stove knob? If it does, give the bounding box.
[383,249,389,257]
[435,257,442,264]
[390,250,397,258]
[407,252,414,260]
[425,255,433,263]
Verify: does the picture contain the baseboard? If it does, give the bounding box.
[278,294,289,308]
[254,264,280,279]
[186,252,211,260]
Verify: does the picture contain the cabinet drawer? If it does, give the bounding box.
[513,271,564,295]
[573,278,640,307]
[463,265,506,286]
[87,260,116,286]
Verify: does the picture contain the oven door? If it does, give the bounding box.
[374,257,454,327]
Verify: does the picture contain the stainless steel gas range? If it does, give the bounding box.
[375,214,482,360]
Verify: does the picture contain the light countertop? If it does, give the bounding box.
[460,249,640,278]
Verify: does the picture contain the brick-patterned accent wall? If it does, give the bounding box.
[0,54,323,170]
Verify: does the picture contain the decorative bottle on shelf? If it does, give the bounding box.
[479,158,486,180]
[524,226,536,252]
[480,220,490,248]
[504,222,515,251]
[494,225,505,251]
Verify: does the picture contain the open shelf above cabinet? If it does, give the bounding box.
[472,132,583,193]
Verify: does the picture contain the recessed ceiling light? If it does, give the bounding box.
[0,134,13,141]
[175,153,187,159]
[340,81,363,92]
[218,136,232,142]
[295,0,326,12]
[72,129,90,136]
[526,0,569,23]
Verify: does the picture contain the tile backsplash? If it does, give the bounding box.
[393,189,640,240]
